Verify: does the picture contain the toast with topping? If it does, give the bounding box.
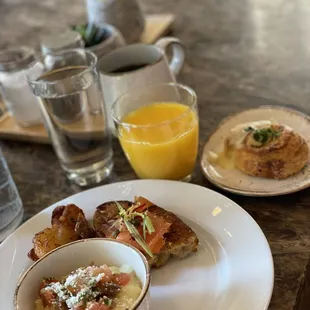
[93,197,199,268]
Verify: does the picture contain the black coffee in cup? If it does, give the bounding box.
[109,63,149,73]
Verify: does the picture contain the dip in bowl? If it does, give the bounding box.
[15,239,150,310]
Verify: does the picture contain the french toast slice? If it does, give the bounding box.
[93,200,199,268]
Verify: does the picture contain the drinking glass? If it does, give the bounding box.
[0,150,23,242]
[0,47,43,126]
[27,49,113,186]
[112,83,198,181]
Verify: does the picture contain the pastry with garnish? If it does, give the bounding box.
[93,196,199,268]
[208,121,309,179]
[234,124,309,179]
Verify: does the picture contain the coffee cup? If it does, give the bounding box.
[98,37,185,134]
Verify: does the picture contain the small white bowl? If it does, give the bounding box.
[14,238,151,310]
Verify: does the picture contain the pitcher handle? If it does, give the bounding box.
[155,37,185,76]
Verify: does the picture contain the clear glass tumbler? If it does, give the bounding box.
[27,49,113,186]
[0,150,23,242]
[112,83,199,181]
[0,46,43,126]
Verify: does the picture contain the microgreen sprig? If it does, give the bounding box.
[244,126,281,146]
[115,202,154,258]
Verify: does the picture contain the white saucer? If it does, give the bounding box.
[201,106,310,196]
[0,180,274,310]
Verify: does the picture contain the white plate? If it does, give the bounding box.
[0,180,274,310]
[201,106,310,196]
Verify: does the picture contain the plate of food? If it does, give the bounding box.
[0,180,274,310]
[201,106,310,196]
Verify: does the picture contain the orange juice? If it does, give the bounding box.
[119,102,199,180]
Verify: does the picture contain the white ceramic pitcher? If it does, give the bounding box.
[98,37,185,134]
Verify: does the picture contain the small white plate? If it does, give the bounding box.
[0,180,273,310]
[201,106,310,196]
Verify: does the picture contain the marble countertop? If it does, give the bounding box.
[1,0,310,309]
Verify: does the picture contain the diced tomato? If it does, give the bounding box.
[88,265,113,282]
[114,273,131,286]
[40,289,57,307]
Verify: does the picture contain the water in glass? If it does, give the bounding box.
[0,153,23,242]
[27,50,113,186]
[0,47,43,126]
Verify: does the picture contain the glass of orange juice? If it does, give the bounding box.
[112,83,198,181]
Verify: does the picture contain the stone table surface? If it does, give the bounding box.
[1,0,310,309]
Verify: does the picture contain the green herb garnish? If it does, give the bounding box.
[115,202,154,258]
[253,129,270,144]
[129,211,155,240]
[143,215,155,238]
[103,297,113,306]
[250,127,281,146]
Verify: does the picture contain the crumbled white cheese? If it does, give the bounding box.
[66,287,100,308]
[96,273,104,282]
[64,273,79,288]
[44,282,70,301]
[65,295,80,308]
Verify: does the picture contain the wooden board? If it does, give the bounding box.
[0,13,175,145]
[141,14,175,44]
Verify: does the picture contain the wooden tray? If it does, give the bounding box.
[0,13,175,144]
[142,14,175,44]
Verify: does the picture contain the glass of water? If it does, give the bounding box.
[0,46,43,126]
[0,150,23,242]
[27,49,113,186]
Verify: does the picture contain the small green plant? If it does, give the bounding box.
[72,23,108,47]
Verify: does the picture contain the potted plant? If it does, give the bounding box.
[72,23,125,58]
[85,0,145,44]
